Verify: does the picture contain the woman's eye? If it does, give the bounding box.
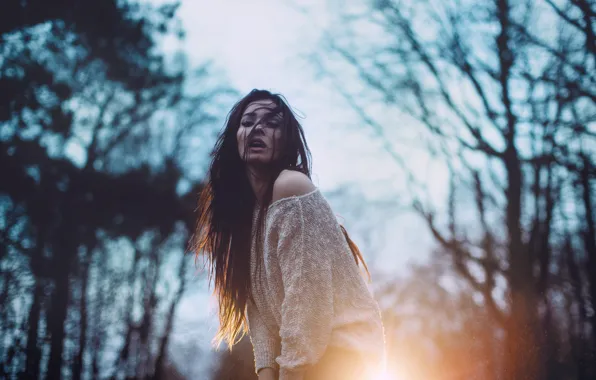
[241,121,253,127]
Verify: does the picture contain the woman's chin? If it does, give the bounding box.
[244,157,274,166]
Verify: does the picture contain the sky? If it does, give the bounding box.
[164,0,449,375]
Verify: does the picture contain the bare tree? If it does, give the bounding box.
[0,1,234,379]
[314,0,595,378]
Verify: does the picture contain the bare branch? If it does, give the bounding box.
[382,2,505,154]
[544,0,584,32]
[414,201,507,326]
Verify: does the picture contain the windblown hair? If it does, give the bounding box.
[190,89,369,348]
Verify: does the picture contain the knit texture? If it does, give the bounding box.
[247,188,385,380]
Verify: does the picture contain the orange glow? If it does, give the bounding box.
[369,367,411,380]
[376,370,396,380]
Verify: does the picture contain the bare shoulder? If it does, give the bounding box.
[272,169,317,203]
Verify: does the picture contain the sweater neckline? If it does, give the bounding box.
[255,187,320,211]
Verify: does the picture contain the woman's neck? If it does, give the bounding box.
[246,165,272,204]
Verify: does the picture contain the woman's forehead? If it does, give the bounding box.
[243,100,277,116]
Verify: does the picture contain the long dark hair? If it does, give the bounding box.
[191,89,369,348]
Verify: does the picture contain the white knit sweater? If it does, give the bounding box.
[247,188,385,380]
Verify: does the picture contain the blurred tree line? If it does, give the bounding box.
[5,0,591,379]
[310,0,595,379]
[0,1,233,379]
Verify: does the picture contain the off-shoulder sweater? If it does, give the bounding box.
[247,188,385,380]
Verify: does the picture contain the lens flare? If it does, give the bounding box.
[371,368,398,380]
[369,367,413,380]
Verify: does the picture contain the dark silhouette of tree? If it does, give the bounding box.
[0,1,233,379]
[210,337,257,380]
[313,0,595,378]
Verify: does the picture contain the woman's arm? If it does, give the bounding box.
[258,367,277,380]
[247,300,280,375]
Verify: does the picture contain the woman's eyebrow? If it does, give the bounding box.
[242,111,282,121]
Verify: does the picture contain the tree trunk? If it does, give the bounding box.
[47,221,77,380]
[153,254,187,379]
[565,237,588,379]
[72,251,92,380]
[110,246,142,379]
[21,280,44,380]
[503,145,539,380]
[496,0,540,377]
[20,233,47,380]
[91,256,108,380]
[136,264,159,379]
[579,154,596,374]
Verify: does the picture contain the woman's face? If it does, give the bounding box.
[237,99,283,166]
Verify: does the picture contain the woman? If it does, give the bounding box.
[192,89,385,380]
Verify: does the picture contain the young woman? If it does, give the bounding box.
[192,89,385,380]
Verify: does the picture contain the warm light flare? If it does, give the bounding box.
[369,368,410,380]
[376,370,395,380]
[375,358,436,380]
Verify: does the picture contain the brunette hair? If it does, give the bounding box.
[190,89,369,348]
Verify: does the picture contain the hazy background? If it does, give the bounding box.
[1,0,594,379]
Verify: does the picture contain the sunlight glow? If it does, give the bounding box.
[366,366,420,380]
[370,368,407,380]
[377,371,394,380]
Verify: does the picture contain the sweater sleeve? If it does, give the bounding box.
[272,193,338,380]
[247,299,280,374]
